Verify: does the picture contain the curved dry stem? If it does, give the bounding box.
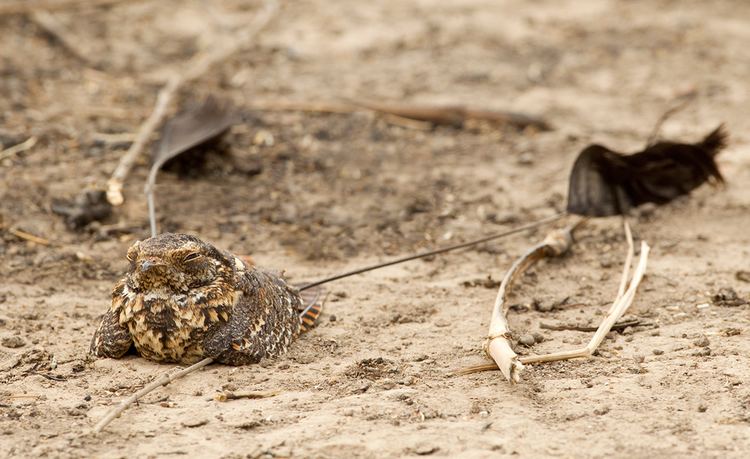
[520,239,649,365]
[484,224,579,383]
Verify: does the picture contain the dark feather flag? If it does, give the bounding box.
[567,124,728,216]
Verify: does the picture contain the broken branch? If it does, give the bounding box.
[0,137,37,162]
[539,317,641,332]
[484,222,582,383]
[106,0,279,206]
[0,0,131,15]
[214,390,280,402]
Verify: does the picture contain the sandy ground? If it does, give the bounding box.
[2,0,750,457]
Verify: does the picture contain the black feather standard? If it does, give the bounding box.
[567,124,728,216]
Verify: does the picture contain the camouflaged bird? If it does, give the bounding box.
[90,233,322,365]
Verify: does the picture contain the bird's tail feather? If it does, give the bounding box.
[700,123,728,157]
[295,285,326,333]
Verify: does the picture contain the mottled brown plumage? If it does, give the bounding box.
[90,233,306,365]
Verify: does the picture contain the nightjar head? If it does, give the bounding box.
[125,233,232,292]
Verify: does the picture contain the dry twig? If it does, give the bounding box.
[646,89,697,146]
[30,10,93,65]
[92,357,213,433]
[348,100,552,130]
[7,228,51,245]
[0,0,131,15]
[105,0,279,206]
[0,137,37,162]
[539,317,641,332]
[214,390,280,402]
[483,222,582,382]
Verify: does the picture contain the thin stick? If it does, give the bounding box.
[214,390,280,402]
[30,10,93,65]
[298,213,566,291]
[246,100,358,114]
[520,239,649,365]
[0,137,37,161]
[92,357,213,433]
[7,228,51,245]
[484,223,581,382]
[615,218,633,301]
[106,0,279,206]
[646,90,697,146]
[539,317,641,332]
[0,0,131,15]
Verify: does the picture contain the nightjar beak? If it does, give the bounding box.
[139,260,167,273]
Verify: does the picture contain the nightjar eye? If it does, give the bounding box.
[183,252,201,263]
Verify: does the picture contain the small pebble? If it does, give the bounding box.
[518,334,536,347]
[692,348,711,357]
[593,406,610,416]
[698,405,708,413]
[652,349,664,355]
[693,336,710,347]
[181,419,208,428]
[1,336,25,348]
[516,152,534,165]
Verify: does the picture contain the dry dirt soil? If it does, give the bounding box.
[2,0,750,458]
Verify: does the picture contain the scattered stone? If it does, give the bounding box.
[693,335,710,347]
[414,445,440,456]
[692,348,711,357]
[462,275,501,289]
[181,419,208,428]
[518,334,536,347]
[736,271,750,283]
[711,287,748,307]
[721,328,741,337]
[533,299,555,313]
[346,357,401,380]
[516,152,535,165]
[2,336,25,348]
[532,333,545,344]
[593,406,610,416]
[51,189,112,230]
[698,405,708,413]
[652,349,664,356]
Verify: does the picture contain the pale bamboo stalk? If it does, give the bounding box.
[520,239,649,364]
[484,226,577,382]
[615,219,634,302]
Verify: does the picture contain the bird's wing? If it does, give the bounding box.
[90,280,133,358]
[566,145,634,216]
[202,268,302,365]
